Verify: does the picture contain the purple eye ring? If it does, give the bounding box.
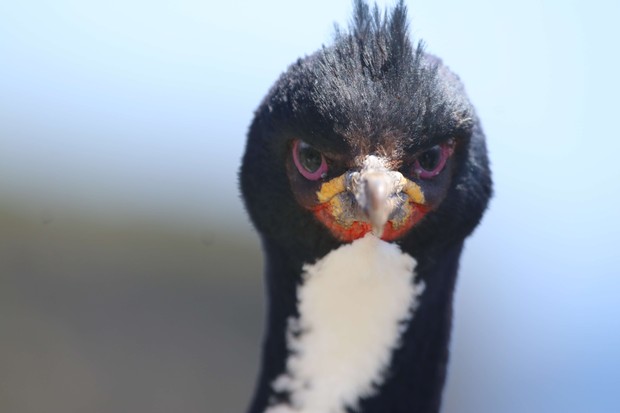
[413,142,453,179]
[292,140,328,181]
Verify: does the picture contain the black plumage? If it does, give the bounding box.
[240,1,492,412]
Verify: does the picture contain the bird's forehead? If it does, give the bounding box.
[290,124,410,167]
[270,45,474,164]
[291,98,426,163]
[299,71,465,149]
[341,130,409,164]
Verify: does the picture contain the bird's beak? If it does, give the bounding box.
[313,156,426,242]
[362,174,391,236]
[347,156,408,238]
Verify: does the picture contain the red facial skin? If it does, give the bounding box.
[311,202,430,242]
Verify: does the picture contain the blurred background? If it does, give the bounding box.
[1,1,619,412]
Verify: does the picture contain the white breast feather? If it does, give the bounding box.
[265,233,424,413]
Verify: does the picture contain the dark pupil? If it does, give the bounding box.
[298,143,322,172]
[418,146,441,171]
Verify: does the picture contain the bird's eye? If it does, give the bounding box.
[292,140,328,180]
[413,142,452,179]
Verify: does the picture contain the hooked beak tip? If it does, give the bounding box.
[371,223,385,238]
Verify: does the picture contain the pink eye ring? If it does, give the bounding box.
[292,140,328,180]
[413,142,453,179]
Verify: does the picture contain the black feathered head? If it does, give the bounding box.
[241,0,491,258]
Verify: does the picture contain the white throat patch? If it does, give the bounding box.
[266,234,424,413]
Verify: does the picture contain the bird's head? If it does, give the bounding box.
[241,0,491,256]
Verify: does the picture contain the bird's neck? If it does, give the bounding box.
[247,235,464,413]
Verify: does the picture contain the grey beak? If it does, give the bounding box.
[347,156,406,237]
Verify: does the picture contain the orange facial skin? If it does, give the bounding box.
[308,172,428,242]
[311,200,429,242]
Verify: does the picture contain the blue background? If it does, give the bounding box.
[1,1,619,412]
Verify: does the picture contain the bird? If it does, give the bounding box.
[239,1,492,412]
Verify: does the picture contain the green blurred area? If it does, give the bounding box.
[0,206,264,413]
